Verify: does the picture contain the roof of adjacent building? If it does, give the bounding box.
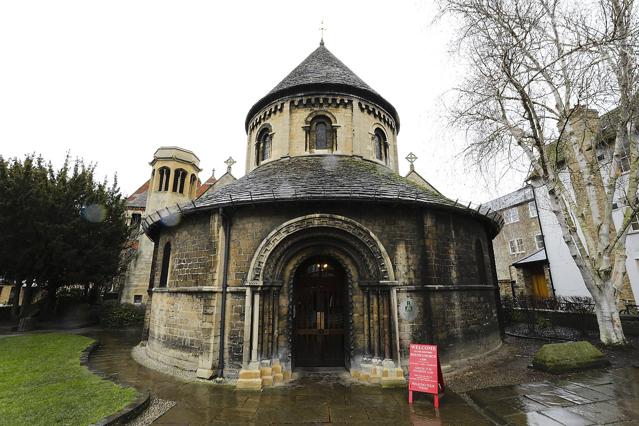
[484,186,534,212]
[196,175,217,198]
[126,180,150,209]
[512,248,547,266]
[245,43,400,131]
[143,155,503,237]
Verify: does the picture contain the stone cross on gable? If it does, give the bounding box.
[224,157,236,174]
[406,152,418,171]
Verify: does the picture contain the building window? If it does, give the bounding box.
[190,174,197,196]
[130,213,142,226]
[133,295,143,304]
[173,168,187,193]
[509,238,525,254]
[157,167,171,192]
[504,207,520,224]
[373,129,389,164]
[535,234,544,250]
[528,201,538,218]
[316,122,328,149]
[159,242,171,288]
[307,116,335,151]
[256,128,272,165]
[630,215,639,232]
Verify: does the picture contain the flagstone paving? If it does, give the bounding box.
[469,367,639,425]
[72,329,639,424]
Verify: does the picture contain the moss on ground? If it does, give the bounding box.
[532,341,610,374]
[0,333,138,426]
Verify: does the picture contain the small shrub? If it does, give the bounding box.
[100,301,144,328]
[536,315,552,330]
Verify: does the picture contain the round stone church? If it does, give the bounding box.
[139,42,504,389]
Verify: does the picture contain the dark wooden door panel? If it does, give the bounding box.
[293,258,345,367]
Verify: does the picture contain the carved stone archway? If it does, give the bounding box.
[246,214,395,286]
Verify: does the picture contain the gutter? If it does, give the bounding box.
[216,207,232,378]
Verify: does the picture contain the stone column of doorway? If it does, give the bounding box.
[236,287,263,390]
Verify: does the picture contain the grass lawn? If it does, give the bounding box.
[0,333,138,426]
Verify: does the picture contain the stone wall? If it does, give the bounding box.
[145,201,501,376]
[151,213,219,289]
[245,95,399,173]
[146,290,218,371]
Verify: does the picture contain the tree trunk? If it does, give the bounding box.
[592,282,627,345]
[19,285,33,318]
[88,284,100,305]
[41,285,58,319]
[10,283,21,321]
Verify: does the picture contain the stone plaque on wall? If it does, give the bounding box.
[399,298,418,321]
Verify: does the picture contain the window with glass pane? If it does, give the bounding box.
[316,122,328,149]
[528,201,538,218]
[535,234,544,249]
[504,207,520,224]
[374,129,386,161]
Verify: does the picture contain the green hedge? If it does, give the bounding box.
[99,301,144,328]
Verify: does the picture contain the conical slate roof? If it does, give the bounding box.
[142,156,503,238]
[245,44,400,131]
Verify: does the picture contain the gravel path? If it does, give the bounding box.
[127,396,175,426]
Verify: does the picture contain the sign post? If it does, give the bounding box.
[408,344,444,407]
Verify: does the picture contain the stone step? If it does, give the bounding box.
[236,378,262,391]
[239,369,261,380]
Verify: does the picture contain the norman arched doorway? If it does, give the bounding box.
[293,256,347,367]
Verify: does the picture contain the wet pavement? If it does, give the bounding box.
[469,368,639,425]
[82,329,639,425]
[84,329,490,425]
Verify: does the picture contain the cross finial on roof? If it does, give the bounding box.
[224,157,236,173]
[319,20,326,46]
[406,152,418,171]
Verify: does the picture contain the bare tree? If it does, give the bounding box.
[440,0,639,345]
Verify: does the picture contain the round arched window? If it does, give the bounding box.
[308,116,334,151]
[374,129,388,164]
[256,128,271,165]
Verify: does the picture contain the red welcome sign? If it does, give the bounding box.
[408,344,444,407]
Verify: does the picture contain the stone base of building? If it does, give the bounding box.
[236,359,292,391]
[350,359,406,388]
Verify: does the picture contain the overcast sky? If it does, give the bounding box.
[0,1,527,203]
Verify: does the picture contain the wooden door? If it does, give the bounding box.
[532,270,549,298]
[293,258,345,367]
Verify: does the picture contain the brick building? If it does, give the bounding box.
[135,42,504,389]
[485,187,553,299]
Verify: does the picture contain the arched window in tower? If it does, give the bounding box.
[308,116,334,151]
[159,242,171,288]
[316,122,328,149]
[189,174,197,196]
[256,128,272,165]
[157,167,171,192]
[173,169,187,193]
[374,129,384,161]
[475,239,487,285]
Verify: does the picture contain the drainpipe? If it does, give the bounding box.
[530,184,556,298]
[217,207,232,378]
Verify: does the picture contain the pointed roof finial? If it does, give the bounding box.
[319,19,326,46]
